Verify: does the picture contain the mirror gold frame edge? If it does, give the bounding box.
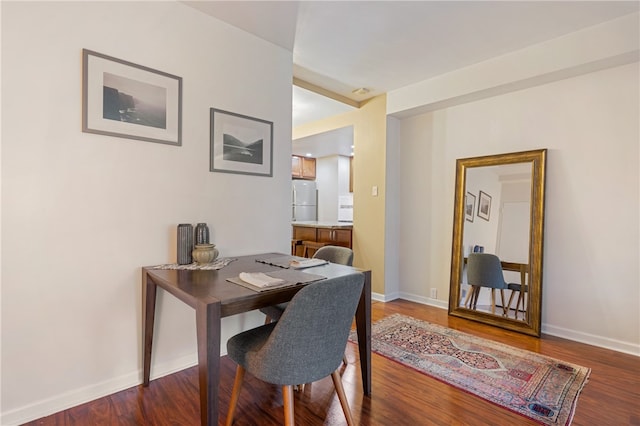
[448,149,547,336]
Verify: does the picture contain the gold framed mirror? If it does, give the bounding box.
[448,149,546,336]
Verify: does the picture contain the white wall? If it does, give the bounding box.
[464,168,502,255]
[384,117,401,301]
[316,156,338,221]
[395,62,639,354]
[1,2,292,424]
[316,154,351,222]
[338,155,351,195]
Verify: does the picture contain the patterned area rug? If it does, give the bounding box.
[350,314,590,425]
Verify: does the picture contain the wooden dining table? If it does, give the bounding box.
[142,253,372,426]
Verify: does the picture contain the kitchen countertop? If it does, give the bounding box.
[292,221,353,229]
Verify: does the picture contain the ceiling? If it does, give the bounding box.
[291,125,354,158]
[292,85,354,128]
[183,1,639,154]
[185,1,637,102]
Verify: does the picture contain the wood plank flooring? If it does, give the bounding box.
[24,300,640,425]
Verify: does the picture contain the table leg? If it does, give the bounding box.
[355,270,372,396]
[142,271,157,386]
[195,300,222,426]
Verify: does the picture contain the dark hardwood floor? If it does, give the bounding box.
[25,300,640,425]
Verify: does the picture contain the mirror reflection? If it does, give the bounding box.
[449,149,546,336]
[460,164,531,320]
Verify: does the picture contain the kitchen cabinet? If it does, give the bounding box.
[317,228,352,247]
[292,222,352,257]
[292,225,316,242]
[292,155,316,180]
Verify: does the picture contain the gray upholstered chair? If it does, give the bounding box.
[260,246,354,323]
[225,273,365,426]
[465,253,512,315]
[313,245,354,266]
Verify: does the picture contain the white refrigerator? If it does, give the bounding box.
[292,180,317,221]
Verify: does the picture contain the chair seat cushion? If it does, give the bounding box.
[507,283,528,291]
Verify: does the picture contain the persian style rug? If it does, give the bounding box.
[350,314,590,425]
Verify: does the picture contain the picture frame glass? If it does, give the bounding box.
[82,49,182,146]
[465,192,476,222]
[210,108,273,177]
[478,190,492,221]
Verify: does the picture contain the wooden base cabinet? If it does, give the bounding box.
[292,225,316,242]
[292,224,352,257]
[317,228,352,248]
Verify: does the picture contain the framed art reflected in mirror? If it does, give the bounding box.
[465,192,476,222]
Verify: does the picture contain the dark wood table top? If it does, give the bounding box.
[143,253,366,317]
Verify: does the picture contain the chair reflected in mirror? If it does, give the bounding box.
[464,253,511,316]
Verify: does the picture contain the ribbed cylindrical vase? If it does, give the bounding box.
[195,223,210,245]
[177,223,194,265]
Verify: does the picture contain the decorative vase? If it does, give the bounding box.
[192,243,219,265]
[177,224,194,265]
[195,223,210,245]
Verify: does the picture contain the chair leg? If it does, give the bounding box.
[331,370,355,426]
[282,385,295,426]
[500,289,506,316]
[490,288,496,314]
[464,286,474,308]
[507,290,517,318]
[225,365,246,426]
[264,315,272,325]
[468,286,480,309]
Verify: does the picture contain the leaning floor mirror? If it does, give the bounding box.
[448,149,547,336]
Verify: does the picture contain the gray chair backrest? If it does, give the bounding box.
[312,245,354,266]
[467,253,508,289]
[243,273,364,385]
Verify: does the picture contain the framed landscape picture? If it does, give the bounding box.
[82,49,182,146]
[478,190,492,221]
[465,192,476,222]
[209,108,273,177]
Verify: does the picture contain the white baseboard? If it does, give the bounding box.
[1,352,199,426]
[398,292,450,310]
[387,294,640,356]
[372,291,449,310]
[542,324,640,356]
[372,290,398,302]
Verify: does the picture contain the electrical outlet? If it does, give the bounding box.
[430,288,437,299]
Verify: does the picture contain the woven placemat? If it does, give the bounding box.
[149,257,236,270]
